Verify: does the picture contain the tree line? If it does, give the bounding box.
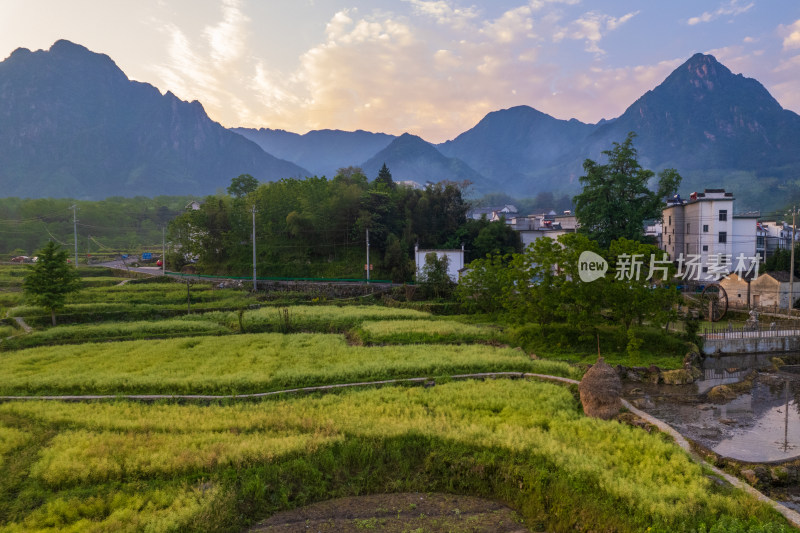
[168,165,521,281]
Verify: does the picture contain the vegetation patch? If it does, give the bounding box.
[354,319,502,345]
[0,380,789,532]
[507,323,688,369]
[0,333,579,396]
[0,318,230,351]
[197,305,431,334]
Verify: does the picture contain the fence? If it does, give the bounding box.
[728,301,800,318]
[702,320,800,340]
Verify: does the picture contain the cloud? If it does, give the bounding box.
[687,0,753,26]
[780,20,800,50]
[203,0,249,66]
[404,0,478,30]
[562,10,639,54]
[150,0,255,125]
[480,5,533,44]
[142,2,692,143]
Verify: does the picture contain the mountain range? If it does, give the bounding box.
[2,41,800,211]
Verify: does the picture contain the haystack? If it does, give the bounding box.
[579,357,622,420]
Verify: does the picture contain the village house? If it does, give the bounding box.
[721,271,800,310]
[660,189,758,281]
[414,244,465,283]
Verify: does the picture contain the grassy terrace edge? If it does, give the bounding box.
[0,333,581,396]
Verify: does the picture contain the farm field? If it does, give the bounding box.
[0,263,793,532]
[0,333,578,395]
[0,380,791,532]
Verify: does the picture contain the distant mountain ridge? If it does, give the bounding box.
[0,40,308,199]
[362,133,492,191]
[232,127,395,178]
[3,41,800,210]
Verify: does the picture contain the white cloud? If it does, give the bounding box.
[780,20,800,50]
[565,10,639,54]
[480,5,533,44]
[687,0,753,26]
[203,0,248,66]
[404,0,478,29]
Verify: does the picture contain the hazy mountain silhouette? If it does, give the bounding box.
[232,127,395,178]
[361,133,492,191]
[3,42,800,210]
[0,40,307,199]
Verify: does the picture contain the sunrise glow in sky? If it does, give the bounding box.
[2,0,800,143]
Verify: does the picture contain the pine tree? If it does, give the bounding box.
[23,241,82,326]
[374,163,395,189]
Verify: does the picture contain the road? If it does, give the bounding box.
[92,259,165,276]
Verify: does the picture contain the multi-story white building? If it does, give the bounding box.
[661,189,758,281]
[760,220,798,257]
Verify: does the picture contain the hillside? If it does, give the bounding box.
[0,40,308,199]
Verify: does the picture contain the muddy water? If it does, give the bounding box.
[624,355,800,463]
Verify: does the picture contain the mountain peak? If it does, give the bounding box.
[50,39,91,54]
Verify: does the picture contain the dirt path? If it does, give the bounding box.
[0,372,574,402]
[248,492,532,533]
[12,317,32,333]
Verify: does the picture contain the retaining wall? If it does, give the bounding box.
[702,336,800,355]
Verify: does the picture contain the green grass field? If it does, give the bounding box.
[354,318,502,345]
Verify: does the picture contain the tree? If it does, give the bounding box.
[417,253,455,299]
[374,163,395,189]
[22,241,82,326]
[573,132,681,248]
[227,174,259,199]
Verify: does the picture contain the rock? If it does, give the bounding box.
[625,369,643,382]
[708,385,738,403]
[630,397,655,410]
[771,466,790,484]
[662,369,694,385]
[741,469,759,485]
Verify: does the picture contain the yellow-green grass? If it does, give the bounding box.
[0,333,579,396]
[198,305,431,333]
[0,380,789,532]
[355,319,502,344]
[0,318,231,351]
[0,423,30,468]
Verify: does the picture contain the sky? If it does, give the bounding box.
[2,0,800,143]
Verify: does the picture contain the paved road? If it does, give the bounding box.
[92,259,165,276]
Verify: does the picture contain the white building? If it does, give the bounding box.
[760,220,798,257]
[661,189,758,281]
[511,211,576,249]
[414,245,465,283]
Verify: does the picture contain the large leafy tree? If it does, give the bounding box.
[226,174,259,199]
[574,132,681,248]
[23,241,82,326]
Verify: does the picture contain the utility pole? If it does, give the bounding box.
[366,228,370,281]
[251,205,257,291]
[162,227,166,275]
[71,204,78,267]
[791,206,797,312]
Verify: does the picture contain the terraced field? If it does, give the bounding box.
[0,264,793,532]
